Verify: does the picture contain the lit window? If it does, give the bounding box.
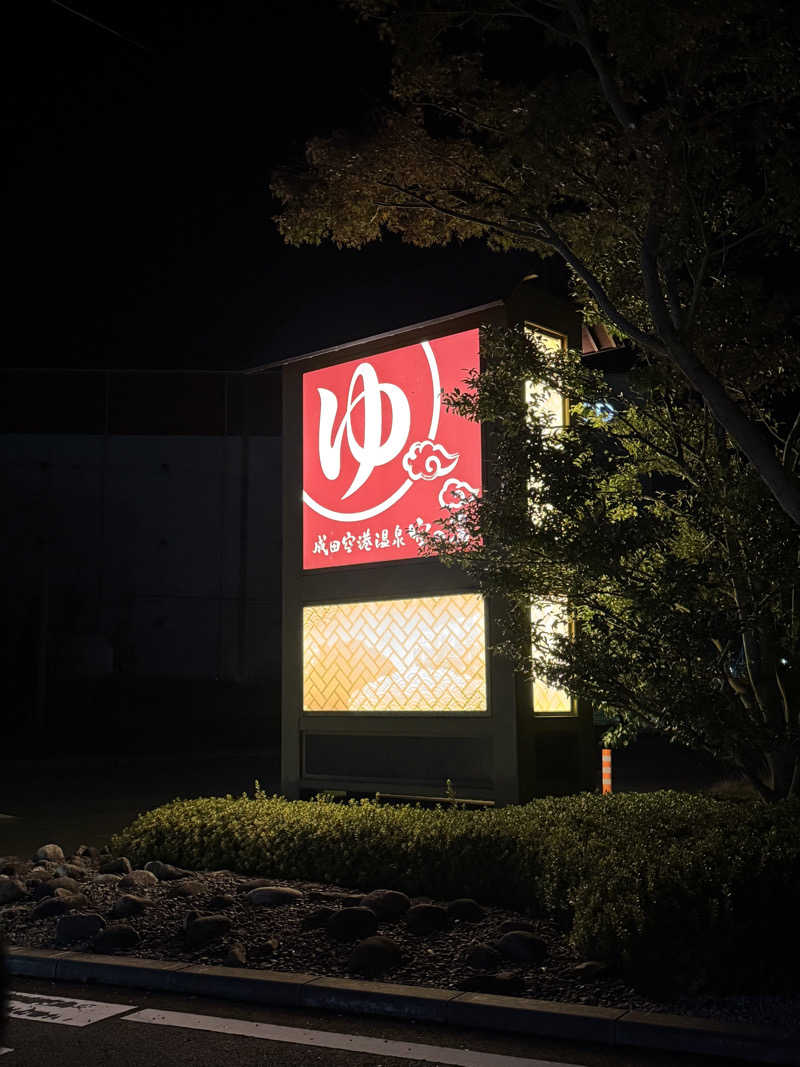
[303,594,487,712]
[530,600,574,714]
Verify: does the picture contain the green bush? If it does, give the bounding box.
[111,789,800,994]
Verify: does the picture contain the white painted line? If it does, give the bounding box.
[125,1008,587,1067]
[9,990,135,1027]
[0,1048,13,1056]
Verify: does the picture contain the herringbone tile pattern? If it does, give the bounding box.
[303,594,487,711]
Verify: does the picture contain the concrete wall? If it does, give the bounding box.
[4,431,281,754]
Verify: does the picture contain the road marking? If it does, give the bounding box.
[126,1009,587,1067]
[0,1048,13,1056]
[9,991,135,1027]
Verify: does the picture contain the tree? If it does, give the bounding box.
[431,324,800,801]
[272,0,800,526]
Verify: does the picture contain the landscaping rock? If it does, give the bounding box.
[359,889,411,919]
[48,877,81,895]
[224,941,247,967]
[348,935,402,978]
[74,845,100,861]
[34,844,64,863]
[1,906,29,921]
[459,970,525,995]
[27,867,53,881]
[93,874,122,885]
[144,860,191,881]
[206,894,235,911]
[570,960,609,979]
[92,924,140,953]
[55,863,87,881]
[300,907,335,931]
[29,880,60,901]
[110,894,151,918]
[184,914,233,948]
[326,906,378,941]
[464,943,502,969]
[499,919,538,934]
[0,877,27,906]
[120,869,158,889]
[237,878,275,893]
[99,858,132,875]
[32,897,68,918]
[246,886,303,907]
[56,912,106,944]
[0,859,27,878]
[405,903,448,935]
[447,898,485,922]
[495,930,548,963]
[167,880,204,898]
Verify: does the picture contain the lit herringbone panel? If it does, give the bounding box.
[303,594,487,711]
[531,600,573,714]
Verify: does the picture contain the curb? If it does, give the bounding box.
[7,947,799,1064]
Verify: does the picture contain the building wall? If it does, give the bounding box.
[3,370,282,755]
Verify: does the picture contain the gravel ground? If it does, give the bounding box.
[2,849,798,1032]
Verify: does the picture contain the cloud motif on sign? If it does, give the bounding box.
[402,440,460,481]
[438,477,479,510]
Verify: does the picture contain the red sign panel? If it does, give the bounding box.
[302,329,481,569]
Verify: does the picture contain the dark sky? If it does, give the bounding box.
[5,1,539,372]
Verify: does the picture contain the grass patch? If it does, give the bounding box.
[112,788,800,995]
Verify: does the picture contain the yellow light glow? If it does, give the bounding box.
[303,594,487,712]
[531,600,573,713]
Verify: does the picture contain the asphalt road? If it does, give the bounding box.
[2,977,760,1067]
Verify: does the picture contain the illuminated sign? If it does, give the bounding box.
[303,594,487,712]
[302,329,482,569]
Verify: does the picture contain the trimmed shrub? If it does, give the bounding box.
[111,789,800,994]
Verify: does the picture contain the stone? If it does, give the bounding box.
[27,867,53,881]
[93,873,122,885]
[110,894,151,918]
[570,960,610,979]
[405,903,448,935]
[237,878,275,894]
[0,876,27,906]
[495,930,548,964]
[326,906,378,941]
[34,844,64,863]
[206,894,235,910]
[167,880,204,898]
[245,886,303,907]
[74,845,100,861]
[447,898,485,922]
[359,889,411,919]
[55,863,87,881]
[56,912,106,943]
[499,918,538,934]
[224,941,247,967]
[144,860,191,881]
[0,906,29,921]
[348,935,402,978]
[0,859,27,878]
[48,877,81,894]
[464,943,503,969]
[57,891,90,909]
[99,857,132,875]
[32,896,68,918]
[92,924,140,952]
[119,869,158,889]
[300,906,335,931]
[459,970,525,995]
[30,880,60,901]
[184,914,233,948]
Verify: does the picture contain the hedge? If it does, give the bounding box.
[111,788,800,995]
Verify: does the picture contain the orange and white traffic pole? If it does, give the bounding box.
[601,748,612,794]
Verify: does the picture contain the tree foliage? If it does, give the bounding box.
[433,324,800,801]
[273,0,800,525]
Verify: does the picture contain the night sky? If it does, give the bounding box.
[5,1,538,372]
